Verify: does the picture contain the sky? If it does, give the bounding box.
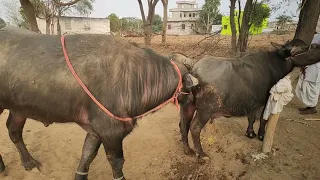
[88,0,300,21]
[0,0,300,22]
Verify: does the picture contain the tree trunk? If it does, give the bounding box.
[137,0,159,45]
[144,23,152,45]
[237,0,253,52]
[57,8,62,36]
[230,0,237,56]
[294,0,320,44]
[161,0,168,44]
[45,18,51,34]
[19,0,40,33]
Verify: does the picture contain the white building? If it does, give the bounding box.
[37,16,110,35]
[167,0,202,35]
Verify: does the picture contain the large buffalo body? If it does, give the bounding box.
[0,22,191,179]
[179,40,320,161]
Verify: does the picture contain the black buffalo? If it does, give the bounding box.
[0,19,194,180]
[179,39,320,162]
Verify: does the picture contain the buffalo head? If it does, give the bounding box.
[270,39,320,67]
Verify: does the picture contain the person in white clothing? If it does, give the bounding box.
[295,32,320,114]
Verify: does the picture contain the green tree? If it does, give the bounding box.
[108,13,120,32]
[250,2,271,28]
[275,14,292,29]
[152,14,162,33]
[199,0,221,33]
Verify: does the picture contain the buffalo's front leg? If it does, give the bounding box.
[75,133,101,180]
[179,101,196,155]
[102,135,126,180]
[6,112,41,171]
[190,111,211,163]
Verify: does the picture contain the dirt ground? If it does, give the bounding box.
[1,34,320,180]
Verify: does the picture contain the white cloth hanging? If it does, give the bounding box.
[263,75,294,120]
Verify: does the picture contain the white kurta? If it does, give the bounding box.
[263,75,294,120]
[295,33,320,107]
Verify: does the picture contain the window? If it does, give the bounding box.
[168,24,171,30]
[193,13,196,17]
[180,13,182,17]
[189,13,192,17]
[182,24,185,29]
[64,19,72,30]
[184,13,186,17]
[224,25,228,29]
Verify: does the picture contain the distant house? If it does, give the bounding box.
[37,16,110,35]
[220,7,268,35]
[167,0,203,35]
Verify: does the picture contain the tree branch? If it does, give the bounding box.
[137,0,147,23]
[52,0,81,7]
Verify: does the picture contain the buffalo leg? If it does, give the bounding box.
[179,102,196,155]
[102,135,126,180]
[0,108,5,173]
[6,112,41,171]
[245,114,257,139]
[190,111,211,163]
[0,154,4,173]
[74,133,101,180]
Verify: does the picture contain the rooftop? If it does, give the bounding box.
[176,1,197,5]
[169,8,202,12]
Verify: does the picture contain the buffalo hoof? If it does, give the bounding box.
[245,131,256,139]
[258,135,264,141]
[22,158,41,171]
[183,147,195,156]
[196,153,210,164]
[74,174,88,180]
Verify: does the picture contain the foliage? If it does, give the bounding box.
[250,2,271,27]
[108,13,120,32]
[120,17,143,33]
[276,14,293,25]
[152,14,162,33]
[199,0,221,32]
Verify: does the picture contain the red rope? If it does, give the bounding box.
[60,35,183,122]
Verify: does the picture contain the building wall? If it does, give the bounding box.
[220,10,268,35]
[171,11,200,19]
[37,16,110,35]
[167,21,196,35]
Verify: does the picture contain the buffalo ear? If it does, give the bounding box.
[183,74,199,88]
[271,42,284,50]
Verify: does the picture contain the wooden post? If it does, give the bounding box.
[262,113,280,153]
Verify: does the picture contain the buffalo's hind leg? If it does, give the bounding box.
[102,134,127,180]
[190,110,212,163]
[75,133,101,180]
[0,108,5,174]
[6,111,41,171]
[179,100,196,155]
[245,113,257,139]
[0,154,5,174]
